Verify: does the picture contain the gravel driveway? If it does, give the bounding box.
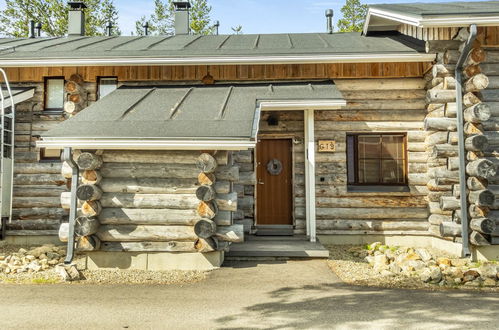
[0,259,498,329]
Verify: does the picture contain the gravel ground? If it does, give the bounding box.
[0,243,207,285]
[326,244,499,292]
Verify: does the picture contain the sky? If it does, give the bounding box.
[0,0,490,35]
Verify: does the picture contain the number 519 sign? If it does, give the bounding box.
[318,140,336,152]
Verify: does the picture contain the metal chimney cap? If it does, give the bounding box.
[325,9,334,17]
[68,1,87,10]
[173,1,191,10]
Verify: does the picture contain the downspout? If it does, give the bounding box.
[63,147,79,264]
[455,24,477,258]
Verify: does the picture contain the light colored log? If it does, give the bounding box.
[464,122,484,135]
[82,170,102,185]
[464,65,482,80]
[14,174,66,186]
[297,207,428,220]
[12,197,61,208]
[467,177,488,191]
[427,179,452,192]
[470,231,490,246]
[468,189,495,207]
[196,153,218,174]
[431,64,455,78]
[429,144,457,159]
[58,223,69,243]
[76,236,101,252]
[424,118,457,131]
[465,134,489,151]
[215,224,244,243]
[316,220,428,231]
[425,132,458,146]
[101,150,229,165]
[216,192,238,212]
[429,214,451,225]
[466,159,496,179]
[440,197,461,211]
[101,241,198,252]
[213,210,232,226]
[76,153,103,170]
[428,191,452,202]
[12,207,67,220]
[470,218,496,234]
[470,204,490,218]
[440,222,462,237]
[428,167,458,179]
[96,225,198,242]
[194,219,217,239]
[426,89,456,103]
[14,186,67,198]
[81,200,102,217]
[444,50,460,64]
[100,193,199,209]
[465,73,489,92]
[215,165,239,181]
[98,208,198,225]
[463,92,481,107]
[101,163,199,179]
[467,47,486,65]
[14,162,62,175]
[75,216,100,237]
[76,184,103,201]
[60,191,82,209]
[197,201,218,219]
[63,101,82,114]
[196,185,216,202]
[447,157,459,170]
[463,103,491,123]
[61,161,72,179]
[425,40,461,53]
[100,178,199,194]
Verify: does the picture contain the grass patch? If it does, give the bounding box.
[30,277,60,284]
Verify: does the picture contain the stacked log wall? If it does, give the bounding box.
[256,78,430,236]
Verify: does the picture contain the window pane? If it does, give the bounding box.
[99,78,117,99]
[382,135,404,159]
[381,159,405,184]
[347,135,356,184]
[358,159,380,184]
[46,79,64,109]
[358,135,381,159]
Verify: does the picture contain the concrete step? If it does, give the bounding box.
[226,239,330,258]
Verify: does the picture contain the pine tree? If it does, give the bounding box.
[337,0,368,33]
[0,0,121,37]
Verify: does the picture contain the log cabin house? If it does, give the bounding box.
[1,1,499,270]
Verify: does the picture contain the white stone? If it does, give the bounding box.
[478,264,498,279]
[415,248,432,262]
[420,268,432,283]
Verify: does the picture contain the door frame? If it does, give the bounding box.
[254,135,296,229]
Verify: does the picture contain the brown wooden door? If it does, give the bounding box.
[256,139,293,226]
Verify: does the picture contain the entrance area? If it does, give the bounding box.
[255,138,293,235]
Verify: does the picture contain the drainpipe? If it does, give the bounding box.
[455,24,477,258]
[63,147,79,264]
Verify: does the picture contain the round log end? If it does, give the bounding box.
[196,185,216,202]
[196,153,217,174]
[194,219,217,239]
[76,152,103,170]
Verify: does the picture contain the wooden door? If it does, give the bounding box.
[256,139,293,226]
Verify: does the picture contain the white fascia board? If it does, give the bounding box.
[36,138,255,150]
[2,88,35,108]
[365,8,499,32]
[0,53,435,67]
[259,99,346,111]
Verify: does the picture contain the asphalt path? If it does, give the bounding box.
[0,259,497,329]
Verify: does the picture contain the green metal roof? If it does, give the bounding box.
[370,1,499,17]
[0,33,425,60]
[42,82,343,141]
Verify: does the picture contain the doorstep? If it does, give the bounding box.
[226,235,330,258]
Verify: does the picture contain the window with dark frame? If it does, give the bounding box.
[97,77,118,99]
[44,77,65,111]
[347,133,407,186]
[39,148,61,162]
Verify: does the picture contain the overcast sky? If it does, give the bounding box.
[0,0,489,35]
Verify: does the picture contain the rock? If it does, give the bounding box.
[384,249,396,261]
[373,255,389,272]
[0,255,5,261]
[18,248,27,255]
[449,267,464,279]
[369,242,382,251]
[483,278,497,287]
[38,254,47,260]
[46,252,60,260]
[405,252,421,261]
[365,256,375,266]
[389,262,402,274]
[454,277,462,285]
[429,266,442,283]
[407,260,426,271]
[416,248,432,262]
[420,268,432,283]
[66,264,80,281]
[436,257,451,266]
[55,265,70,281]
[464,279,482,287]
[48,259,59,266]
[464,269,480,279]
[426,260,437,267]
[450,259,468,267]
[27,261,41,272]
[25,255,36,262]
[478,264,498,279]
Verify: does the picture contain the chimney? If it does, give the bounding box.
[173,1,191,35]
[214,20,220,35]
[325,9,334,34]
[68,1,87,36]
[28,20,36,38]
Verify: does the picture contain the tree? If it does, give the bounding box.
[231,25,243,35]
[135,0,214,36]
[0,0,121,37]
[337,0,368,33]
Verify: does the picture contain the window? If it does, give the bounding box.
[347,134,407,186]
[40,148,61,162]
[44,77,65,111]
[98,77,117,99]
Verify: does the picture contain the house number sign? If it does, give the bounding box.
[318,140,336,152]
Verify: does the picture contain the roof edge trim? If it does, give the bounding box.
[364,8,499,35]
[0,53,435,67]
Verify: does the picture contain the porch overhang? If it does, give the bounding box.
[2,87,35,108]
[38,81,346,150]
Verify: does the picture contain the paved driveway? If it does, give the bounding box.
[0,260,498,329]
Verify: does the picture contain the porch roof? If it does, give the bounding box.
[2,87,35,108]
[39,81,345,150]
